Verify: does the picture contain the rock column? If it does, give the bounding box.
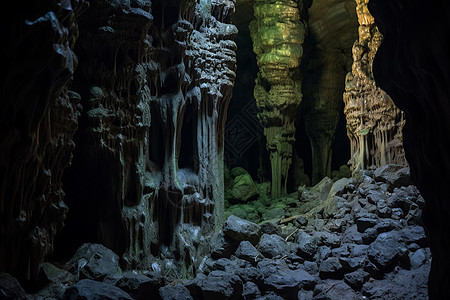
[250,0,307,198]
[343,0,406,171]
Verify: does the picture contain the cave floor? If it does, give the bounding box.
[20,165,429,300]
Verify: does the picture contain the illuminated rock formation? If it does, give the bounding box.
[0,0,87,287]
[250,0,307,198]
[343,0,406,171]
[60,0,237,278]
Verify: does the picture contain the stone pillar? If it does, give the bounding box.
[250,0,307,198]
[343,0,406,171]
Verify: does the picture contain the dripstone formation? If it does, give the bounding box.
[250,0,307,198]
[343,0,406,171]
[0,0,87,288]
[61,0,237,278]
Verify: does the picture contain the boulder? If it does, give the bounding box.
[159,284,193,300]
[295,231,318,260]
[257,234,289,258]
[230,174,259,203]
[199,270,243,300]
[235,241,264,266]
[68,243,120,281]
[63,279,132,300]
[368,231,404,271]
[115,271,164,300]
[318,257,345,279]
[223,215,261,246]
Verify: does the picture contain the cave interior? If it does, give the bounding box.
[1,0,449,299]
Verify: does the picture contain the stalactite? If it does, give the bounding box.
[343,0,406,171]
[250,0,307,199]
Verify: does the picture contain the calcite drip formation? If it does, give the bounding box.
[250,0,307,199]
[343,0,406,171]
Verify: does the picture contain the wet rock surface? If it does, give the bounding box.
[14,165,429,299]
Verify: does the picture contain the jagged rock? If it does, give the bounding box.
[261,221,282,235]
[258,259,315,299]
[344,270,370,291]
[242,281,261,300]
[313,280,360,300]
[159,284,193,300]
[295,231,318,260]
[368,231,403,271]
[297,290,314,300]
[0,274,26,300]
[356,217,378,233]
[400,225,428,247]
[294,216,308,227]
[199,270,243,300]
[257,234,289,259]
[63,279,133,300]
[374,165,411,192]
[318,257,345,279]
[211,230,238,259]
[315,246,331,263]
[235,241,264,266]
[115,272,164,300]
[339,256,365,272]
[67,243,120,281]
[409,249,427,269]
[223,215,261,246]
[342,225,363,244]
[230,174,259,203]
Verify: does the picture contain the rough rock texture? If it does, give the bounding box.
[369,0,450,298]
[249,0,307,198]
[59,0,237,279]
[0,0,87,289]
[343,0,406,171]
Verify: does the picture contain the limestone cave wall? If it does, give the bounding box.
[0,0,87,288]
[59,0,237,277]
[369,0,450,298]
[343,0,406,171]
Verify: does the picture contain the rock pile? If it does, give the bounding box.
[3,165,429,299]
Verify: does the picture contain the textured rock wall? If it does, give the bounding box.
[0,0,87,288]
[343,0,406,171]
[61,0,237,278]
[250,0,307,198]
[369,0,450,298]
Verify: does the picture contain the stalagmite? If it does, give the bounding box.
[343,0,406,171]
[250,0,307,198]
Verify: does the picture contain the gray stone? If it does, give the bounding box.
[115,271,164,300]
[63,279,133,300]
[210,230,238,259]
[257,234,289,258]
[68,243,120,281]
[235,240,264,266]
[374,165,411,192]
[242,281,261,299]
[261,221,282,235]
[409,248,427,269]
[339,256,365,271]
[368,231,403,271]
[294,215,308,227]
[223,215,261,246]
[159,284,193,300]
[344,270,370,291]
[200,270,243,300]
[319,257,345,279]
[342,225,362,244]
[296,231,318,260]
[356,217,378,233]
[401,225,428,247]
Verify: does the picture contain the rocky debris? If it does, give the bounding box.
[223,215,261,246]
[63,279,133,300]
[68,243,120,281]
[257,234,289,259]
[27,165,429,299]
[159,284,193,300]
[235,241,264,266]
